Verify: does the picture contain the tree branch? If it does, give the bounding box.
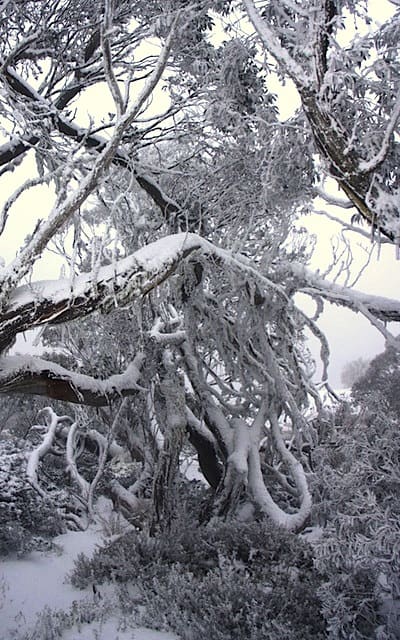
[0,353,145,406]
[243,0,313,90]
[0,19,179,303]
[290,261,400,322]
[0,233,202,351]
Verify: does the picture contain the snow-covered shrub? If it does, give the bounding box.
[0,438,64,555]
[70,519,325,638]
[139,562,324,640]
[16,597,115,640]
[311,394,400,639]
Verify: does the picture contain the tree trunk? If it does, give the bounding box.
[150,364,187,534]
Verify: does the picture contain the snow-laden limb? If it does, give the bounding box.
[218,401,311,531]
[243,0,312,90]
[314,187,354,210]
[0,352,145,405]
[109,479,150,523]
[0,18,179,304]
[2,229,399,364]
[289,262,400,322]
[27,407,72,496]
[66,421,90,498]
[359,91,400,173]
[87,398,128,517]
[216,417,252,516]
[150,316,186,345]
[185,407,218,446]
[247,403,311,532]
[0,233,203,351]
[0,231,285,353]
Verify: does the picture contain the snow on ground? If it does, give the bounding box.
[0,526,178,640]
[62,618,178,640]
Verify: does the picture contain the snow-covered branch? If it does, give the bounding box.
[0,233,203,351]
[0,353,145,405]
[314,187,354,210]
[27,407,72,496]
[243,0,313,90]
[359,91,400,173]
[66,420,90,497]
[246,402,311,532]
[289,262,400,322]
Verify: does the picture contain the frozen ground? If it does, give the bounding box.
[0,526,178,640]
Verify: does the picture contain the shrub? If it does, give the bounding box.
[70,518,326,639]
[139,563,324,640]
[311,395,400,639]
[0,438,64,555]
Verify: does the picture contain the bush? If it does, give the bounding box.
[70,518,326,639]
[0,438,64,555]
[311,395,400,639]
[140,563,324,640]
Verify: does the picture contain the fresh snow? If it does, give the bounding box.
[0,526,178,640]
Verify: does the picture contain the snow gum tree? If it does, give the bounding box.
[0,0,400,533]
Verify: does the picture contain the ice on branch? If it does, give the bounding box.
[0,353,146,406]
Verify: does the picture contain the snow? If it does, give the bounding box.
[0,528,100,639]
[0,352,145,398]
[62,619,177,640]
[7,233,203,312]
[0,527,178,640]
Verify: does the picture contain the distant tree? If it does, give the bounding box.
[340,357,370,388]
[353,346,400,416]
